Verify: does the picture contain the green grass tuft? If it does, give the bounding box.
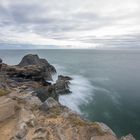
[0,89,9,96]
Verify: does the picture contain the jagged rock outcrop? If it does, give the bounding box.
[18,54,56,80]
[55,75,72,95]
[4,54,56,82]
[35,75,72,102]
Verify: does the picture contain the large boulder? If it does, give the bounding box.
[41,97,60,111]
[5,54,56,81]
[0,97,17,122]
[36,86,59,102]
[18,54,56,75]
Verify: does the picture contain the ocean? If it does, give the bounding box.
[0,49,140,139]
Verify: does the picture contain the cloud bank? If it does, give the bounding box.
[0,0,140,49]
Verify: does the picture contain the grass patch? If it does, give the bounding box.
[68,117,106,135]
[47,106,62,118]
[91,122,106,136]
[0,89,9,96]
[68,115,91,126]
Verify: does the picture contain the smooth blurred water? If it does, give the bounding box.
[0,49,140,139]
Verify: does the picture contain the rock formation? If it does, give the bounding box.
[0,54,136,140]
[4,54,56,82]
[0,58,2,70]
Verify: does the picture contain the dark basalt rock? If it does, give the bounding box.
[18,54,56,80]
[0,58,2,63]
[5,54,56,82]
[41,97,60,111]
[57,75,73,81]
[36,75,72,102]
[35,86,59,102]
[0,58,2,70]
[55,75,72,95]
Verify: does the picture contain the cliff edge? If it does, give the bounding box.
[0,54,135,140]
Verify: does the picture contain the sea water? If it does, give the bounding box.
[0,49,140,139]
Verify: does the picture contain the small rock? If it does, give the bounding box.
[15,122,28,139]
[0,97,17,122]
[24,95,42,109]
[57,75,72,81]
[41,97,60,111]
[32,127,48,140]
[121,134,135,140]
[95,122,116,136]
[19,107,36,127]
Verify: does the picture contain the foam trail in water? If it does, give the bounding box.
[59,75,93,113]
[52,64,94,113]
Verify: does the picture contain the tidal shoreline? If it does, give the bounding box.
[0,54,135,140]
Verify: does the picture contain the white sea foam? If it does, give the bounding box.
[59,75,93,113]
[53,64,94,114]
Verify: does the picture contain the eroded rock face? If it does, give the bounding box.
[5,54,56,81]
[55,75,72,95]
[41,97,60,111]
[18,54,54,70]
[18,54,56,80]
[95,122,116,136]
[35,75,72,102]
[0,97,17,122]
[121,134,136,140]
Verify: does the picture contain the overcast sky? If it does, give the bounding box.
[0,0,140,49]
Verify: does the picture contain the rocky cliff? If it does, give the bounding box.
[0,54,135,140]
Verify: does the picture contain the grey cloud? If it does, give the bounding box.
[0,0,140,48]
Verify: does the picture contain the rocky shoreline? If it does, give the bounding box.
[0,54,135,140]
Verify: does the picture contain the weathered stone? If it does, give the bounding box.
[24,95,42,109]
[90,135,118,140]
[54,75,72,95]
[121,134,135,140]
[96,122,116,136]
[15,122,28,139]
[32,127,48,140]
[18,54,56,81]
[19,107,36,127]
[35,86,59,102]
[41,97,60,111]
[5,54,56,82]
[57,75,72,81]
[0,97,16,122]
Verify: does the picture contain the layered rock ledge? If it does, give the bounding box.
[0,54,135,140]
